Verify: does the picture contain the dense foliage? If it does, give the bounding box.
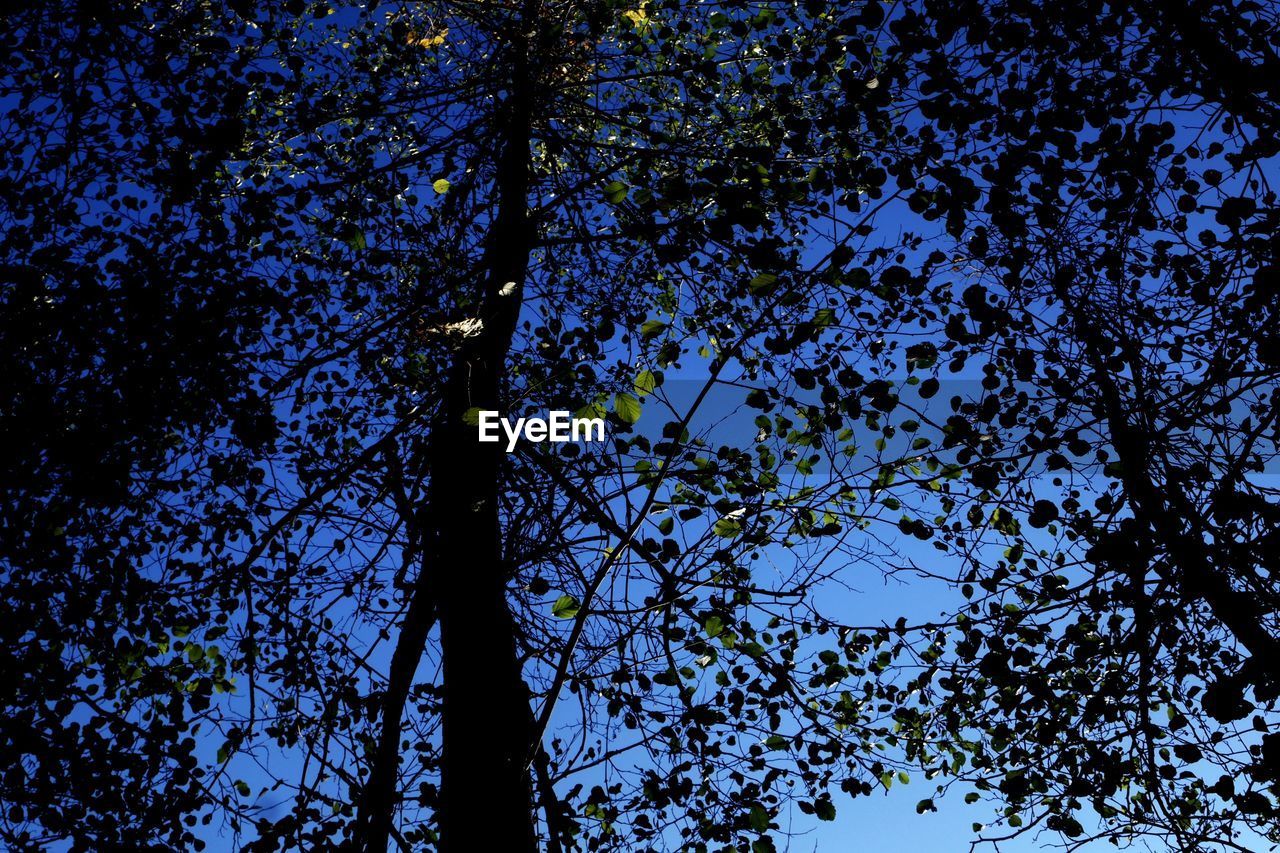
[2,1,1278,851]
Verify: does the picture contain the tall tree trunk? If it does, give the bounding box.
[353,6,539,849]
[430,83,538,847]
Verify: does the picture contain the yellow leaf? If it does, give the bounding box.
[413,28,448,48]
[432,178,451,194]
[622,7,648,27]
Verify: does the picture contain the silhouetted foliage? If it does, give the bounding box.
[2,1,1279,852]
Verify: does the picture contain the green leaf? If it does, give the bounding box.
[345,229,367,250]
[764,734,789,750]
[712,517,741,537]
[991,508,1021,535]
[613,392,642,425]
[657,515,674,535]
[640,319,667,341]
[748,803,771,832]
[633,368,657,396]
[815,799,836,821]
[602,180,629,203]
[749,272,778,294]
[574,400,607,421]
[551,595,580,619]
[704,615,724,638]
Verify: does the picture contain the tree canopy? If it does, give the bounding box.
[2,1,1279,851]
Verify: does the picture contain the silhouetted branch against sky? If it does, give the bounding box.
[2,1,1280,851]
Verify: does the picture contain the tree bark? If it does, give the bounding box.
[353,5,540,849]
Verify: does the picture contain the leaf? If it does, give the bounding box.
[704,615,724,638]
[574,400,607,421]
[748,804,771,832]
[1054,815,1084,837]
[749,272,778,294]
[345,229,367,250]
[412,28,449,48]
[712,517,741,537]
[991,508,1021,535]
[764,734,788,750]
[815,799,836,821]
[633,368,657,396]
[613,392,642,425]
[1028,499,1059,528]
[432,178,451,194]
[602,180,629,203]
[906,342,938,370]
[640,319,667,341]
[622,7,648,28]
[551,595,580,619]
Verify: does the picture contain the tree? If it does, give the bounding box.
[6,1,1280,851]
[0,2,295,847]
[252,1,945,848]
[5,0,954,849]
[872,1,1280,848]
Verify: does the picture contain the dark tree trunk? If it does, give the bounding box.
[353,5,540,849]
[430,87,538,848]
